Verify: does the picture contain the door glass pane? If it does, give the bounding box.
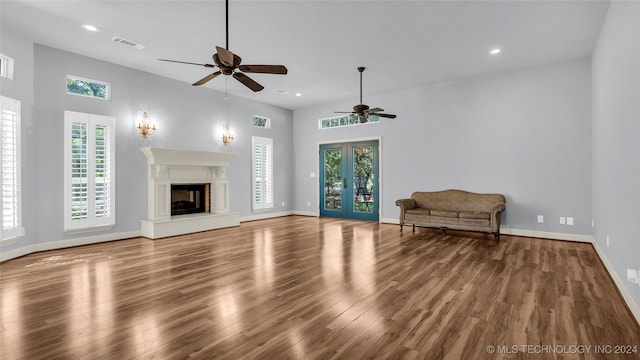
[353,145,374,214]
[323,148,342,211]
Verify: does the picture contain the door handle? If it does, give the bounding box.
[344,177,347,189]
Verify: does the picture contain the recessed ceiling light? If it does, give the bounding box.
[295,93,302,97]
[490,48,501,55]
[82,24,100,32]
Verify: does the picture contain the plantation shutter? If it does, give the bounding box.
[252,136,273,211]
[64,111,115,232]
[0,95,23,241]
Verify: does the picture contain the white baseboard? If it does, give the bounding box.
[293,210,318,217]
[240,211,294,222]
[0,245,34,263]
[500,228,593,243]
[591,239,640,326]
[0,230,141,262]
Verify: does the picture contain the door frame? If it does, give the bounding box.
[316,136,383,222]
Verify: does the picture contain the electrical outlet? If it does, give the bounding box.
[567,217,574,226]
[560,217,566,225]
[606,236,610,247]
[307,201,311,207]
[537,215,544,223]
[627,269,639,284]
[592,219,595,228]
[282,201,285,207]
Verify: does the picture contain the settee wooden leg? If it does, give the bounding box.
[494,232,500,242]
[412,224,415,233]
[400,224,403,233]
[441,227,447,236]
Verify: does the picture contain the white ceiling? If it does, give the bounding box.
[1,0,610,110]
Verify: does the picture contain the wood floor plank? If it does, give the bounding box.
[1,216,639,359]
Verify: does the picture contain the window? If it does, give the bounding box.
[0,53,15,80]
[252,115,271,128]
[318,113,379,129]
[1,95,23,241]
[66,75,111,100]
[252,136,273,211]
[64,111,115,232]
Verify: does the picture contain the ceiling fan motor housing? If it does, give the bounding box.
[353,104,369,113]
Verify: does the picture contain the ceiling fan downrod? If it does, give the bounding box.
[358,66,365,104]
[225,0,229,50]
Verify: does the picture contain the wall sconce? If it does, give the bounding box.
[222,124,234,146]
[137,111,157,138]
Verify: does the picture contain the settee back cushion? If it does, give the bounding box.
[411,190,504,213]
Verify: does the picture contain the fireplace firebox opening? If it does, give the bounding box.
[171,184,210,216]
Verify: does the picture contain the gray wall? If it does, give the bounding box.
[293,59,593,235]
[0,27,36,253]
[1,30,293,253]
[592,1,640,306]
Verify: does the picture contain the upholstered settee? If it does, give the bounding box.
[395,189,506,241]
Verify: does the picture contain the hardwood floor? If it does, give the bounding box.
[1,216,638,359]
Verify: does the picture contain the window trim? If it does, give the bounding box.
[66,74,112,101]
[0,95,24,243]
[64,111,116,233]
[252,136,273,212]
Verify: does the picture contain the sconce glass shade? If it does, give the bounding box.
[222,125,234,146]
[137,111,156,138]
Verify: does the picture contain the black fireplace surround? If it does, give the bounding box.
[171,184,207,216]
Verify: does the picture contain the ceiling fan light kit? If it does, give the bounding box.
[335,67,397,123]
[158,0,287,92]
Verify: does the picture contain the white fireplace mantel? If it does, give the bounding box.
[140,147,240,239]
[141,147,237,167]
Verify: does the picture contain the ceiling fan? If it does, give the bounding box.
[158,0,287,92]
[335,67,397,123]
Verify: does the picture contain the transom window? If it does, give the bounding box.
[66,75,111,100]
[318,114,379,129]
[252,115,271,128]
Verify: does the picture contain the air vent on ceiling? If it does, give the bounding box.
[110,36,145,50]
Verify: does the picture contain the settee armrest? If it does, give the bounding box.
[490,202,506,216]
[490,201,506,233]
[395,198,416,211]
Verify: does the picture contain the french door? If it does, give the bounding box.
[319,140,379,221]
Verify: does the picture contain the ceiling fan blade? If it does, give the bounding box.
[192,71,222,86]
[374,113,397,119]
[233,54,242,67]
[365,107,384,113]
[216,46,235,67]
[334,111,353,114]
[233,72,264,92]
[239,65,288,75]
[159,59,215,68]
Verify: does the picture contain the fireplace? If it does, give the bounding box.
[140,147,239,239]
[171,184,210,216]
